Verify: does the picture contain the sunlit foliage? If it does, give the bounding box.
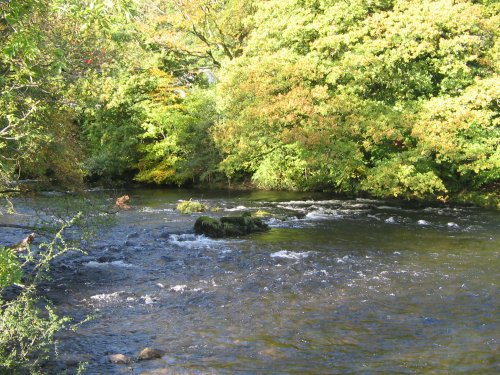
[1,0,498,196]
[0,0,136,188]
[215,0,499,199]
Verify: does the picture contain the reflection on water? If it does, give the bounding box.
[2,189,498,374]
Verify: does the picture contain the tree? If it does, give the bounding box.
[214,0,499,199]
[0,0,137,189]
[135,86,220,185]
[148,0,255,68]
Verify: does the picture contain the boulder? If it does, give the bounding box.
[194,216,225,237]
[194,214,269,238]
[108,353,132,364]
[137,347,166,360]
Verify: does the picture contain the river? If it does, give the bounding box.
[2,189,499,374]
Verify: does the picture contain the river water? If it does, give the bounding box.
[2,190,499,374]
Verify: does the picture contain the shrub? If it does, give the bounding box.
[0,292,71,374]
[0,247,22,289]
[0,213,92,374]
[176,199,207,214]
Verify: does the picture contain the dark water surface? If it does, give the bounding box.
[2,190,499,374]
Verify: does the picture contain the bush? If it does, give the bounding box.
[0,247,22,288]
[0,213,91,374]
[0,292,71,374]
[176,199,207,214]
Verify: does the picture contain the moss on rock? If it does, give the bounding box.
[194,214,269,238]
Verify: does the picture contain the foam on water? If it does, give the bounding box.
[338,208,366,215]
[265,217,308,229]
[168,233,244,249]
[336,255,354,264]
[355,198,381,203]
[89,291,125,302]
[170,284,203,293]
[270,250,311,260]
[141,295,156,304]
[225,205,248,211]
[347,203,371,209]
[84,260,137,268]
[168,233,219,248]
[170,284,187,292]
[276,203,306,210]
[306,209,343,220]
[140,207,175,213]
[280,199,344,206]
[385,217,397,224]
[464,225,484,232]
[417,220,431,226]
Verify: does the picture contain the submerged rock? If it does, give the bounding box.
[194,214,269,238]
[127,231,140,239]
[137,347,166,360]
[194,216,224,237]
[60,353,92,367]
[108,353,132,364]
[159,231,171,239]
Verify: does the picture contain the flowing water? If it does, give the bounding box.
[2,190,499,374]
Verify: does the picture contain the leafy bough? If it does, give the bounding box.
[0,211,100,374]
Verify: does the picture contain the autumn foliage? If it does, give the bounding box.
[1,0,498,202]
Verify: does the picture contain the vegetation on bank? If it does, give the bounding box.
[0,0,498,205]
[0,216,78,373]
[0,195,115,373]
[176,199,208,214]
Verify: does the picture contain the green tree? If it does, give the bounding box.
[0,1,133,373]
[135,86,220,185]
[214,0,499,199]
[150,0,255,68]
[0,0,137,188]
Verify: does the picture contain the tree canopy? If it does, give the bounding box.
[0,0,498,202]
[215,0,499,199]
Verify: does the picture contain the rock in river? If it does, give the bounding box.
[194,214,269,238]
[60,353,92,367]
[137,347,166,360]
[108,353,132,364]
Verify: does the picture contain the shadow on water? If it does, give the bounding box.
[2,189,498,374]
